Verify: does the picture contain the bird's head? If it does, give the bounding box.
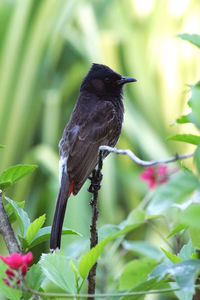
[80,63,137,96]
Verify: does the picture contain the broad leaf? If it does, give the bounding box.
[79,236,110,280]
[26,264,45,290]
[79,209,160,279]
[190,227,200,249]
[26,214,46,244]
[98,224,120,242]
[122,240,163,260]
[0,180,11,190]
[147,171,199,214]
[18,235,29,252]
[171,282,193,300]
[5,197,30,236]
[178,33,200,48]
[121,277,169,300]
[167,134,200,145]
[29,226,81,249]
[150,259,200,293]
[178,241,196,260]
[180,203,200,229]
[0,164,37,190]
[119,258,157,289]
[39,253,76,293]
[5,201,25,224]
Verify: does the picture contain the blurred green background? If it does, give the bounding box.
[0,0,200,298]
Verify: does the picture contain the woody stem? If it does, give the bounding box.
[0,190,21,253]
[87,151,103,300]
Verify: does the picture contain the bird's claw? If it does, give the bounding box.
[88,171,103,193]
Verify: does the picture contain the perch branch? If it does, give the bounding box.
[99,146,194,166]
[0,190,21,253]
[87,151,103,299]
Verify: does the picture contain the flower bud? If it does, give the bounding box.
[2,277,10,286]
[21,264,28,276]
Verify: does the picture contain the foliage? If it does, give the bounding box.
[1,1,200,300]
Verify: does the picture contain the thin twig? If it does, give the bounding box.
[99,146,194,166]
[7,284,200,298]
[0,190,21,254]
[87,151,103,299]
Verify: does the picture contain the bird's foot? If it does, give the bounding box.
[88,170,103,193]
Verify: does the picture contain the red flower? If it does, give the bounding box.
[1,252,33,287]
[22,252,33,265]
[140,165,168,189]
[0,252,33,270]
[0,253,23,269]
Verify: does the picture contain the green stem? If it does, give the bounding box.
[10,285,200,298]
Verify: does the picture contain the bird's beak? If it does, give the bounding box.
[117,76,137,85]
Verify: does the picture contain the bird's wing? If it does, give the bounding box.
[66,101,120,194]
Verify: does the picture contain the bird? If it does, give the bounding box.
[50,63,137,250]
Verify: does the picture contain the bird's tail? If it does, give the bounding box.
[50,171,71,250]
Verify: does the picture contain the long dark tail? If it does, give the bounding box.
[50,171,70,250]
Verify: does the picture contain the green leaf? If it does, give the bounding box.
[167,223,188,238]
[29,226,81,249]
[161,248,182,263]
[167,134,200,145]
[113,208,160,239]
[119,258,157,290]
[26,214,46,244]
[70,259,80,284]
[174,114,192,125]
[121,277,169,300]
[122,240,163,260]
[0,180,12,190]
[150,259,200,293]
[39,253,76,293]
[147,171,199,214]
[0,260,22,300]
[171,282,193,300]
[98,224,120,242]
[79,209,159,280]
[178,33,200,48]
[79,235,110,280]
[5,197,30,236]
[180,204,200,229]
[0,145,4,148]
[0,164,38,190]
[5,201,25,224]
[26,264,45,290]
[188,82,200,129]
[190,227,200,249]
[178,241,196,260]
[18,235,29,252]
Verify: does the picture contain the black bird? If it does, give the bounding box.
[50,63,137,250]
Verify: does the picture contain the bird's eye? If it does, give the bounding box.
[104,77,110,83]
